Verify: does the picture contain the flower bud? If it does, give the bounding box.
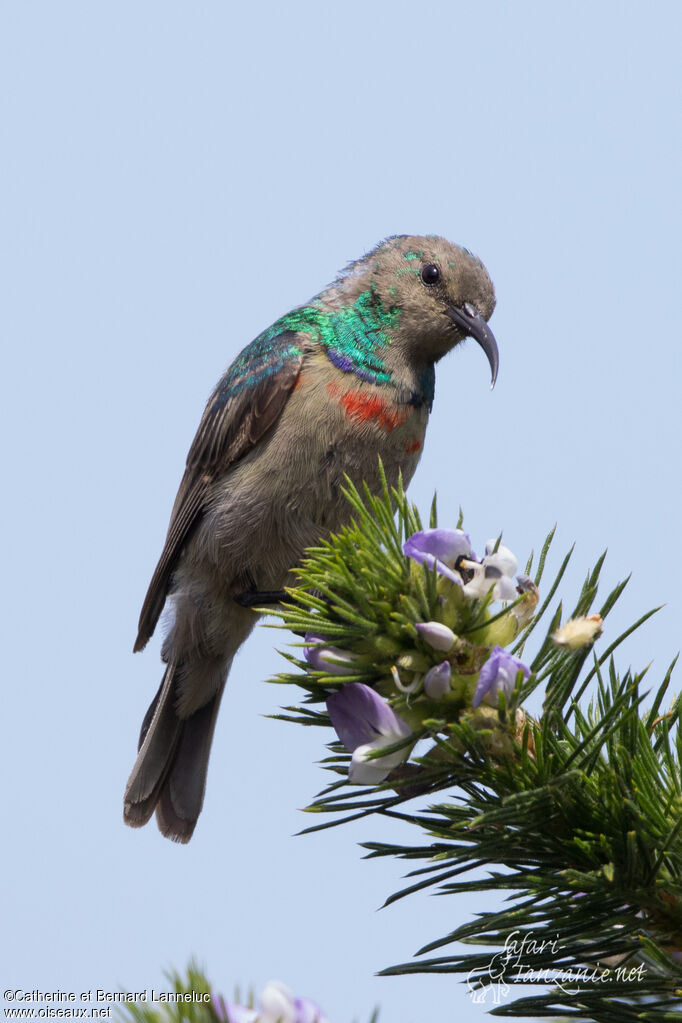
[424,661,452,699]
[303,634,358,674]
[416,621,456,652]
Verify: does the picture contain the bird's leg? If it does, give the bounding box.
[233,589,289,607]
[233,588,318,638]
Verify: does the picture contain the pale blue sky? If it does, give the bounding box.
[2,2,682,1020]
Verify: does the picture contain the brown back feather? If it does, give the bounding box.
[133,347,304,652]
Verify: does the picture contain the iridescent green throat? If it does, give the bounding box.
[263,288,400,386]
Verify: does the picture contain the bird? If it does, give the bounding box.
[124,234,499,842]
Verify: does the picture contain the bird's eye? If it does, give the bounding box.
[421,263,441,286]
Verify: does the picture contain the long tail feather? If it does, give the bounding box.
[155,692,223,843]
[124,661,225,842]
[124,663,181,827]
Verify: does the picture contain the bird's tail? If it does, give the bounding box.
[123,661,224,843]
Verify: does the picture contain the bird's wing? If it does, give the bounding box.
[134,329,307,652]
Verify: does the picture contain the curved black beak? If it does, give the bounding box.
[447,302,499,388]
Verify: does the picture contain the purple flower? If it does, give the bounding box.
[403,528,473,584]
[293,996,329,1023]
[423,661,452,699]
[327,683,413,784]
[214,983,330,1023]
[415,621,456,652]
[473,646,530,708]
[303,633,357,675]
[259,982,329,1023]
[213,997,257,1023]
[405,529,519,604]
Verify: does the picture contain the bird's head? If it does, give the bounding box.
[336,234,498,385]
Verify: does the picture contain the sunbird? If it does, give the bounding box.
[125,234,498,842]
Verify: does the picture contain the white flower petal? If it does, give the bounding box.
[259,982,296,1023]
[484,542,518,576]
[461,565,489,599]
[349,736,411,784]
[493,576,518,602]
